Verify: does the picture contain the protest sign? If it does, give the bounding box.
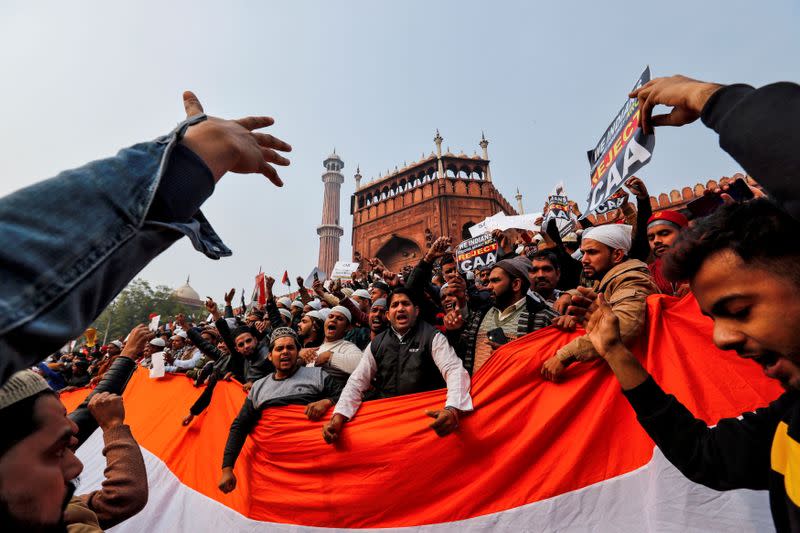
[329,262,360,280]
[585,67,655,213]
[456,233,498,273]
[148,315,160,332]
[305,267,328,286]
[543,182,578,238]
[468,213,542,237]
[592,189,630,215]
[149,352,165,379]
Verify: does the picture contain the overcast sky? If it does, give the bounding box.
[1,1,798,299]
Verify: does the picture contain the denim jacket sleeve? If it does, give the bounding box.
[0,114,232,383]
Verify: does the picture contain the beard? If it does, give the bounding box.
[0,480,76,533]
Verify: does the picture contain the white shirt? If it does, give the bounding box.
[316,338,363,374]
[334,329,473,420]
[166,348,202,372]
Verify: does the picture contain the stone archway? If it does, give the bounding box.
[375,235,422,271]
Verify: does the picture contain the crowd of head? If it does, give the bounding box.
[3,74,800,531]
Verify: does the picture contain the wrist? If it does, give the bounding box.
[99,418,124,432]
[180,122,237,182]
[602,341,630,361]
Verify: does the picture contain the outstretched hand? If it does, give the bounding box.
[180,91,292,184]
[629,75,723,135]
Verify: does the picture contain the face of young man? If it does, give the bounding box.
[370,287,388,301]
[234,332,258,357]
[216,339,229,355]
[530,259,560,297]
[368,305,388,334]
[324,312,349,342]
[0,394,82,532]
[692,249,800,390]
[441,262,460,284]
[647,223,681,258]
[352,297,370,314]
[387,294,419,334]
[580,239,624,280]
[488,268,522,310]
[106,345,121,357]
[478,269,490,286]
[297,315,314,339]
[440,284,466,311]
[171,337,185,350]
[270,337,298,375]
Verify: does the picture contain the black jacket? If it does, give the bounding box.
[625,376,799,532]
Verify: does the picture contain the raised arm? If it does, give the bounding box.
[0,92,292,384]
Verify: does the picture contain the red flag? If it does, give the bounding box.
[281,270,290,287]
[255,272,266,306]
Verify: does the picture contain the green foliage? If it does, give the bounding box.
[91,279,200,343]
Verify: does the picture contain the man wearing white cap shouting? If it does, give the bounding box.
[541,224,657,381]
[301,306,363,385]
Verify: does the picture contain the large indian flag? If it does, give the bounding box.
[62,295,780,531]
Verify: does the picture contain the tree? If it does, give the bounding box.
[91,278,199,343]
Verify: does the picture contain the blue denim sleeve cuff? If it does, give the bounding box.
[147,143,215,223]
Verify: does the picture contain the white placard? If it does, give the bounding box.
[149,352,165,379]
[330,261,360,280]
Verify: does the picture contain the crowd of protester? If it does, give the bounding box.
[3,75,800,531]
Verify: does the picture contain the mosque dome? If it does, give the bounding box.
[171,277,203,307]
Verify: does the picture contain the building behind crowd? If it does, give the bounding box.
[349,131,517,273]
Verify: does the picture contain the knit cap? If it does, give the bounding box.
[0,370,51,410]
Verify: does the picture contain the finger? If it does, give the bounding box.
[183,91,204,117]
[629,79,655,98]
[640,94,655,135]
[253,132,292,153]
[259,161,284,187]
[425,410,439,419]
[260,146,291,166]
[235,116,275,131]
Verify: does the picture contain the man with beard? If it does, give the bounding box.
[300,307,363,385]
[218,327,343,494]
[647,210,690,296]
[322,288,473,444]
[584,199,800,532]
[541,224,657,381]
[530,250,562,305]
[367,298,389,340]
[444,256,558,375]
[0,328,149,532]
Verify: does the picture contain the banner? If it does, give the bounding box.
[592,188,630,216]
[455,233,498,273]
[330,262,359,280]
[468,213,542,238]
[542,182,578,238]
[64,294,778,531]
[586,66,655,214]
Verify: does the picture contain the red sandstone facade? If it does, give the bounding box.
[350,133,517,273]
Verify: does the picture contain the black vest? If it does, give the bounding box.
[369,320,444,399]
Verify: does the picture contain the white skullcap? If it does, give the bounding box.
[317,308,332,321]
[279,308,292,320]
[110,340,124,349]
[353,289,371,300]
[307,299,322,310]
[278,297,292,307]
[341,288,354,297]
[150,337,166,347]
[172,330,188,340]
[306,310,323,321]
[290,300,304,309]
[582,224,633,253]
[330,306,352,323]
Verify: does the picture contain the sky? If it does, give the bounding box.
[1,1,798,300]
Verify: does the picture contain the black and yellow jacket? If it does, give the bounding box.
[624,376,800,532]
